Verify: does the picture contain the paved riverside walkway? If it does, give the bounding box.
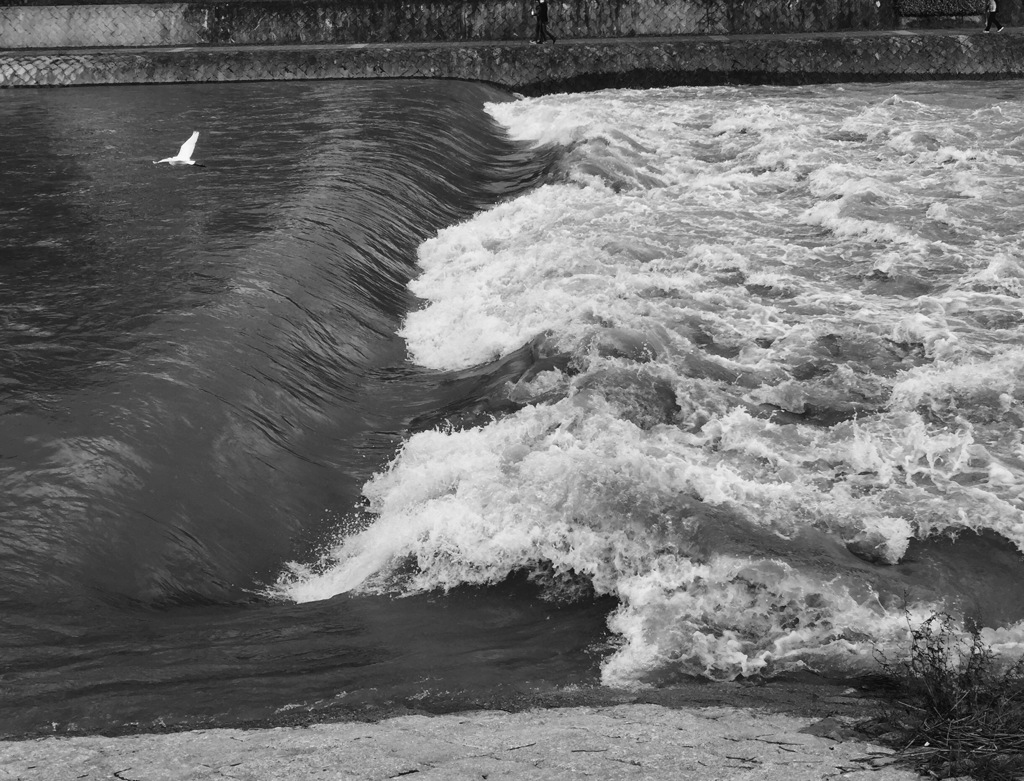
[2,27,1022,92]
[1,702,923,781]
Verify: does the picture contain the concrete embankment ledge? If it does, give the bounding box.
[2,29,1023,92]
[2,700,922,780]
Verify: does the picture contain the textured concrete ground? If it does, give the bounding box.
[0,703,922,780]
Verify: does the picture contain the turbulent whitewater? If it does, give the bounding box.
[5,79,1024,737]
[276,81,1024,684]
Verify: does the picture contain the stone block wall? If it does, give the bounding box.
[4,32,1024,91]
[898,0,980,12]
[897,0,1020,26]
[1,4,188,47]
[0,0,895,50]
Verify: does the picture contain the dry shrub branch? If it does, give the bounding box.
[874,613,1024,781]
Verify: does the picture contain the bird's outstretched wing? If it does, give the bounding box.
[177,131,199,162]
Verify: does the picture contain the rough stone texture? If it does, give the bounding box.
[898,0,982,13]
[0,0,893,50]
[897,0,1019,26]
[0,703,922,781]
[2,33,1022,93]
[0,4,198,48]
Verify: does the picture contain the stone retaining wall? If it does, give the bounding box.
[3,34,1022,93]
[895,0,1020,28]
[898,0,980,13]
[0,0,894,49]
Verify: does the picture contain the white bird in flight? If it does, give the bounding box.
[153,131,203,166]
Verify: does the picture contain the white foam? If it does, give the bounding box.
[277,82,1024,683]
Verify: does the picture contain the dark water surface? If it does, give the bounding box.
[0,80,606,736]
[9,78,1024,739]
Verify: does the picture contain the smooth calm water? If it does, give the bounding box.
[3,78,1024,737]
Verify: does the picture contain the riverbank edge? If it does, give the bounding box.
[2,29,1023,92]
[0,680,924,780]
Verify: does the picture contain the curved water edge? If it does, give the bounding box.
[4,77,1024,738]
[0,78,548,607]
[0,78,582,736]
[275,79,1024,685]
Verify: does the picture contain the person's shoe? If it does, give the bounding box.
[997,26,1004,31]
[984,28,990,32]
